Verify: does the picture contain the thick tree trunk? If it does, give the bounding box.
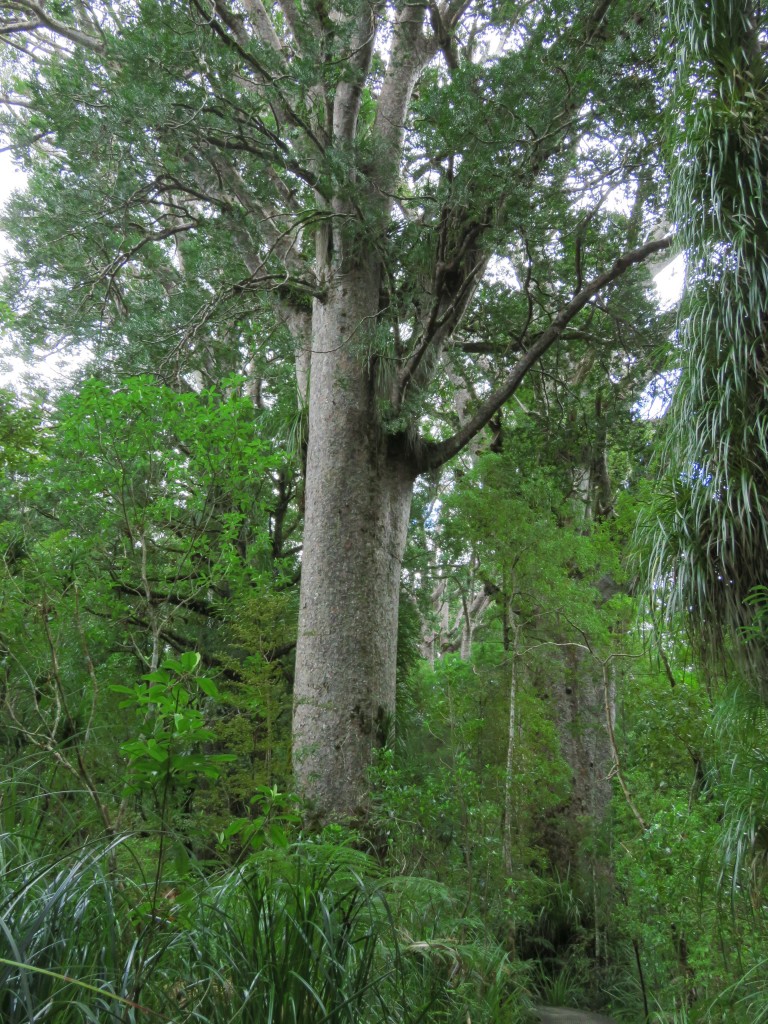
[292,260,415,825]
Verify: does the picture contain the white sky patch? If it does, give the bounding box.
[484,254,520,288]
[653,251,685,310]
[0,149,26,388]
[633,254,686,419]
[639,368,680,419]
[0,150,90,391]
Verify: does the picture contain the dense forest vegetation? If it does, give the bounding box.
[0,0,767,1020]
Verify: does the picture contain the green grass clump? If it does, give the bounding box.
[0,831,531,1023]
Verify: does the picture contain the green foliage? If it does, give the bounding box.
[0,388,44,473]
[714,685,768,899]
[112,652,235,797]
[626,8,768,1011]
[645,0,768,681]
[0,809,535,1024]
[0,376,296,846]
[215,784,301,857]
[531,962,586,1009]
[0,832,155,1023]
[607,656,768,1022]
[1,3,766,1021]
[212,588,297,812]
[373,650,570,930]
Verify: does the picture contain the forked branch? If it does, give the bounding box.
[414,234,673,473]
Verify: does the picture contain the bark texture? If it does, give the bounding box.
[293,259,415,823]
[536,650,613,874]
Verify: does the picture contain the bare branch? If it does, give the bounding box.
[372,3,434,192]
[440,0,477,28]
[273,0,304,40]
[191,0,326,153]
[206,155,317,283]
[240,0,284,53]
[91,221,197,292]
[0,18,41,34]
[396,249,487,405]
[0,92,32,108]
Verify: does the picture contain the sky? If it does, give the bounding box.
[0,150,25,387]
[0,149,85,390]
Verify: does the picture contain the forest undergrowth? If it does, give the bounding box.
[0,377,767,1023]
[1,635,767,1023]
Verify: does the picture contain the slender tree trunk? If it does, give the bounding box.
[292,258,415,825]
[502,602,520,876]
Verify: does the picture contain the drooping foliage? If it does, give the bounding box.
[646,0,768,681]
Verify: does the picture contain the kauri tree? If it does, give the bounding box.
[0,0,670,822]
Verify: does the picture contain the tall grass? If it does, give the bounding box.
[0,831,144,1022]
[0,829,530,1023]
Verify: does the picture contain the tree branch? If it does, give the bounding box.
[371,3,434,193]
[0,92,32,108]
[332,0,381,141]
[240,0,284,54]
[414,235,673,473]
[191,0,326,154]
[0,2,105,52]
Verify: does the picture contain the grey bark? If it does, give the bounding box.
[291,0,432,824]
[292,258,416,823]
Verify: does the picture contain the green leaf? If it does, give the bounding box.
[145,740,168,762]
[178,651,201,673]
[197,675,220,698]
[142,670,169,684]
